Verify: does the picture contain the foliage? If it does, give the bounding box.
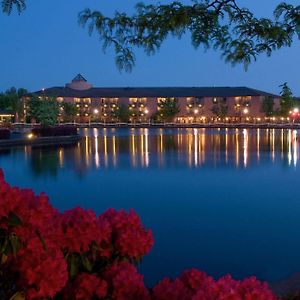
[1,0,25,15]
[116,104,130,122]
[279,82,295,116]
[0,87,28,120]
[78,1,300,71]
[61,102,78,122]
[211,97,228,118]
[154,98,180,122]
[4,1,300,71]
[27,96,59,127]
[0,170,277,300]
[261,96,275,117]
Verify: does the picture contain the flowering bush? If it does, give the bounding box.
[0,170,278,300]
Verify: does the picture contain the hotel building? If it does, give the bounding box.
[31,74,282,123]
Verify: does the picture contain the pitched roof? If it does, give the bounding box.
[30,86,279,98]
[72,74,87,82]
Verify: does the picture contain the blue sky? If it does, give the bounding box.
[1,0,299,95]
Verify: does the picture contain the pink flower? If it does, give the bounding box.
[152,278,190,300]
[58,207,109,253]
[104,261,150,300]
[100,208,153,259]
[63,273,107,300]
[17,237,68,299]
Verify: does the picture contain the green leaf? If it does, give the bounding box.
[81,254,93,272]
[7,212,22,227]
[69,254,79,278]
[9,234,21,256]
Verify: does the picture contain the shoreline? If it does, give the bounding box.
[10,122,300,130]
[0,135,82,148]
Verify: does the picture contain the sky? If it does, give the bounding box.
[0,0,300,95]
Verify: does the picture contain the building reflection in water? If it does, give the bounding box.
[16,128,300,177]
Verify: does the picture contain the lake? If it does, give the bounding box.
[0,127,300,286]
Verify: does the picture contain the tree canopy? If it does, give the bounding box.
[279,82,295,116]
[1,0,25,15]
[78,1,300,71]
[0,87,28,121]
[27,96,59,127]
[3,0,300,71]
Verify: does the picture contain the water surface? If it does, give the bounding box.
[1,128,300,286]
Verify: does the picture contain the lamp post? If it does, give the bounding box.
[193,109,199,123]
[144,109,150,125]
[243,108,249,123]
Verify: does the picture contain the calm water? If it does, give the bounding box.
[1,128,300,286]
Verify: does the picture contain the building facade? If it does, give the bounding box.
[30,74,283,123]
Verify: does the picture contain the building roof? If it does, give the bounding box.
[0,110,14,116]
[30,86,279,98]
[72,74,87,82]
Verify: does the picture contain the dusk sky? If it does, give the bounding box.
[1,0,299,95]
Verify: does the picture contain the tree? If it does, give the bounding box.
[154,98,180,122]
[78,1,300,71]
[261,96,274,117]
[1,0,25,14]
[279,82,294,116]
[27,96,59,127]
[211,97,228,119]
[116,104,130,122]
[61,102,78,122]
[4,1,300,71]
[0,87,28,121]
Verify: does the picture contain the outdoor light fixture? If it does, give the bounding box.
[145,109,149,114]
[293,108,299,113]
[27,133,34,139]
[94,109,99,114]
[243,108,249,114]
[194,109,199,114]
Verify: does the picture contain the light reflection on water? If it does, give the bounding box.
[43,128,299,172]
[1,128,300,286]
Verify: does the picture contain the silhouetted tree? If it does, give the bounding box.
[154,98,180,122]
[211,97,228,118]
[279,82,294,116]
[61,102,78,122]
[78,1,300,71]
[0,87,28,121]
[261,96,275,117]
[27,95,59,127]
[116,104,130,122]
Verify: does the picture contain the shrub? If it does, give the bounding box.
[31,125,77,137]
[0,128,10,140]
[0,170,277,300]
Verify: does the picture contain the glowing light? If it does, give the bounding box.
[294,108,299,113]
[27,133,34,139]
[243,108,249,114]
[145,109,149,114]
[194,109,199,114]
[93,109,99,114]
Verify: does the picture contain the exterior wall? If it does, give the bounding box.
[31,94,288,124]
